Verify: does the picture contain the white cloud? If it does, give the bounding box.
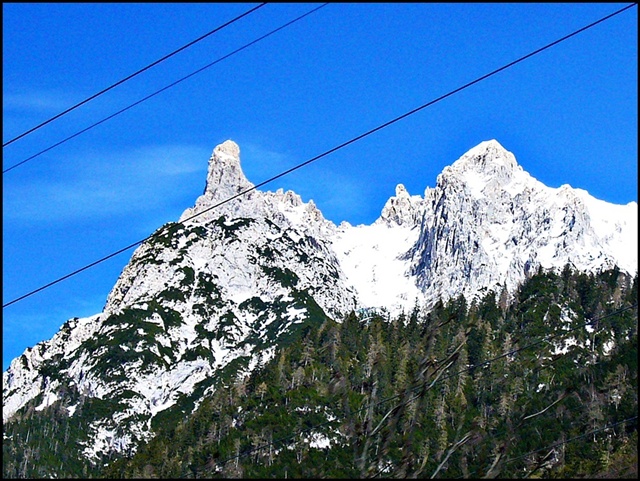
[2,139,380,228]
[239,141,295,183]
[3,144,209,224]
[3,90,78,114]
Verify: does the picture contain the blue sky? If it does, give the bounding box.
[2,3,637,370]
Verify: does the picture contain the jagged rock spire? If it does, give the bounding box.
[204,140,254,200]
[3,137,636,463]
[378,184,424,227]
[180,140,256,222]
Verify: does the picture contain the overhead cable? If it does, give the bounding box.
[209,305,638,472]
[2,3,329,175]
[1,3,267,149]
[2,2,635,307]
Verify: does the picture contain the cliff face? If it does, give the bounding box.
[3,139,637,462]
[401,139,636,307]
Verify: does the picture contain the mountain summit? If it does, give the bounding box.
[204,140,253,198]
[3,139,637,463]
[180,140,256,222]
[404,140,635,306]
[451,139,518,175]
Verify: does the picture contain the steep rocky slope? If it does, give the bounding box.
[3,139,636,462]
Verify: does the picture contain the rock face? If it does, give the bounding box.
[378,183,425,228]
[403,140,636,307]
[3,138,637,461]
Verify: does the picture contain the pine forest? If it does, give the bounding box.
[3,266,637,478]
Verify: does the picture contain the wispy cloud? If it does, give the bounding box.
[239,141,296,185]
[3,139,382,227]
[231,140,379,225]
[3,144,209,224]
[2,90,79,114]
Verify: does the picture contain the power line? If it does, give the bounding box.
[461,416,639,479]
[208,304,637,472]
[2,3,329,175]
[503,416,638,467]
[1,2,635,307]
[1,3,267,149]
[417,303,637,388]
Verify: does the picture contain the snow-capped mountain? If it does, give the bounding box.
[333,139,636,313]
[3,139,637,460]
[407,140,637,306]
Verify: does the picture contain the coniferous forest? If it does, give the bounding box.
[3,266,638,478]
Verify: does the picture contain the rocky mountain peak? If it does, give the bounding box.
[395,184,409,198]
[456,139,517,170]
[438,139,523,196]
[3,138,637,469]
[204,140,254,199]
[378,184,424,228]
[179,140,257,222]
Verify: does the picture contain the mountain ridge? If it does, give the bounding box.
[3,138,637,462]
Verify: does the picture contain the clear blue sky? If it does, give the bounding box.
[3,3,637,370]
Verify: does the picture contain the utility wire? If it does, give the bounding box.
[458,416,638,479]
[1,2,635,307]
[397,303,637,401]
[1,3,267,149]
[501,416,638,469]
[209,304,638,472]
[3,3,328,175]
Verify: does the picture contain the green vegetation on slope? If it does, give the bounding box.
[3,267,637,478]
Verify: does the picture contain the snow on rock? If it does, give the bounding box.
[378,184,425,228]
[3,138,637,462]
[402,140,637,308]
[332,221,422,315]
